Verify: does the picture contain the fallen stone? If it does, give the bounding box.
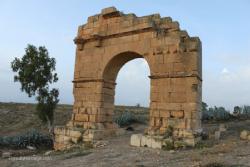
[248,135,250,141]
[169,150,175,154]
[93,141,108,148]
[27,146,36,150]
[219,124,227,132]
[214,131,221,140]
[151,138,162,149]
[183,137,200,147]
[130,134,142,147]
[1,110,9,114]
[240,130,249,140]
[2,152,11,158]
[141,135,149,147]
[145,136,152,148]
[44,150,53,156]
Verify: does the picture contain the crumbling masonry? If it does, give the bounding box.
[54,7,202,150]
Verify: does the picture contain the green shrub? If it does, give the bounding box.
[163,126,173,138]
[162,140,174,150]
[202,105,232,121]
[241,105,250,118]
[114,111,147,127]
[0,129,53,149]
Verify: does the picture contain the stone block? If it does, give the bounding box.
[240,130,249,140]
[152,110,160,117]
[168,118,186,129]
[130,134,142,147]
[160,110,170,118]
[141,135,148,147]
[219,124,227,132]
[54,142,67,151]
[171,110,184,118]
[55,135,71,143]
[87,130,104,140]
[74,114,89,122]
[214,131,221,140]
[54,127,66,135]
[69,130,82,138]
[183,137,200,147]
[151,138,163,149]
[145,136,153,148]
[162,119,168,128]
[182,130,194,139]
[2,152,12,158]
[170,92,186,103]
[71,137,81,144]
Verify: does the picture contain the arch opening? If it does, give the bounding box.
[101,51,151,130]
[115,58,150,107]
[103,51,150,81]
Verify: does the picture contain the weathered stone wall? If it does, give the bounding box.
[54,7,202,150]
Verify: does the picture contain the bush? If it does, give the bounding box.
[202,103,232,121]
[0,129,53,149]
[241,105,250,118]
[114,111,147,127]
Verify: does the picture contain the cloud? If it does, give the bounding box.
[221,68,229,74]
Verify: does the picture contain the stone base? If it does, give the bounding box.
[130,134,201,149]
[54,126,125,150]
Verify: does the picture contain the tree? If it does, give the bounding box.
[233,106,242,115]
[242,105,250,117]
[11,44,59,136]
[202,102,208,112]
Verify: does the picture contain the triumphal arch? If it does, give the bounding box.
[54,7,202,150]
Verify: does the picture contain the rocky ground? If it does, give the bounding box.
[0,103,250,167]
[0,121,250,167]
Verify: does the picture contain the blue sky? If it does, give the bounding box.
[0,0,250,110]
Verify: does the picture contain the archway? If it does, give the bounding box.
[101,52,150,126]
[54,7,202,150]
[115,58,150,107]
[102,52,150,134]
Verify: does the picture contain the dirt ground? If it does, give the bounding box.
[0,103,250,167]
[1,121,250,167]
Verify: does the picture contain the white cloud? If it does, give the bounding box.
[221,68,229,74]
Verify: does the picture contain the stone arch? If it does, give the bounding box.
[54,7,202,150]
[102,51,149,81]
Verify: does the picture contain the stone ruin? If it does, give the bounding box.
[54,7,202,150]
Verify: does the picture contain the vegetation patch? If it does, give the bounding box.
[0,129,53,149]
[114,110,148,127]
[195,140,214,150]
[162,139,174,150]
